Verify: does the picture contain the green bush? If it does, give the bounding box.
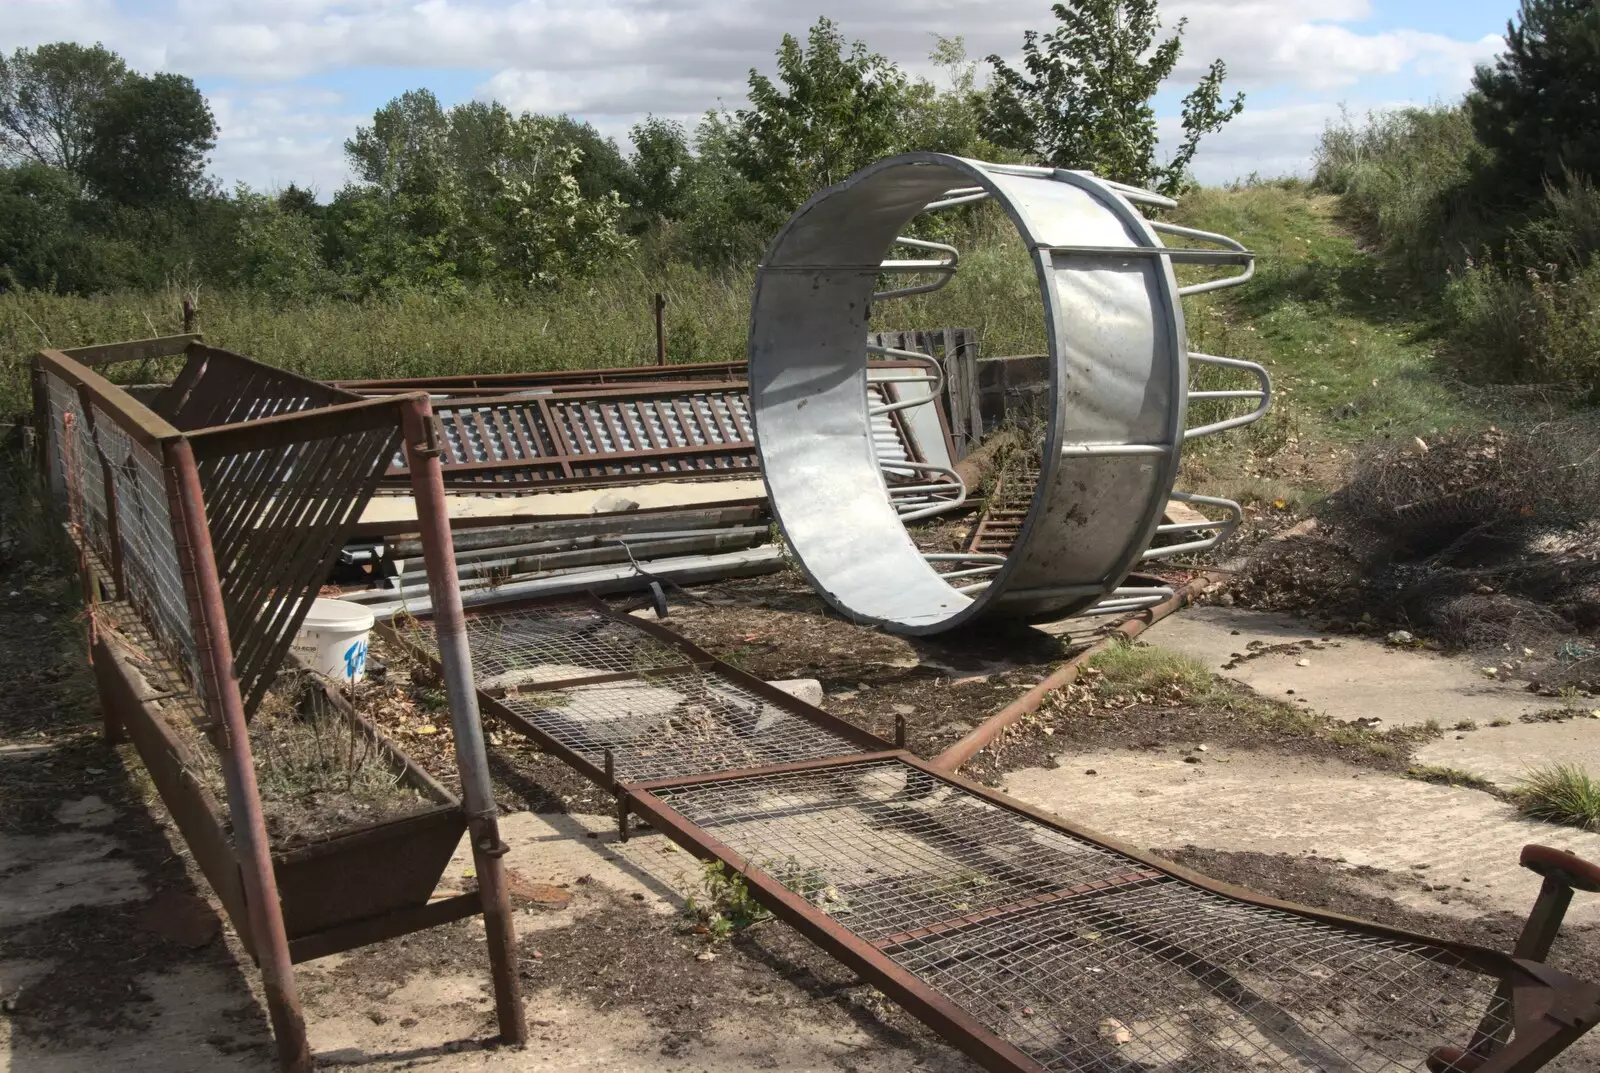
[1312,106,1485,278]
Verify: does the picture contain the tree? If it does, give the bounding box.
[1470,0,1600,194]
[902,37,994,158]
[80,72,216,206]
[982,0,1243,195]
[0,42,127,177]
[626,116,691,226]
[731,17,908,213]
[337,90,631,293]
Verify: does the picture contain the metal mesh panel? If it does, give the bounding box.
[499,672,869,783]
[405,601,692,685]
[44,374,110,562]
[197,422,402,718]
[41,371,202,696]
[397,601,872,782]
[651,760,1511,1073]
[97,414,201,691]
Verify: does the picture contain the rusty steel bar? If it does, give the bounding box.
[62,333,201,367]
[931,573,1222,773]
[165,437,311,1073]
[398,396,527,1045]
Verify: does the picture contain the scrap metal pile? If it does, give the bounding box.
[32,154,1600,1073]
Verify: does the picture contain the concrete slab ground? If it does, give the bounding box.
[1417,714,1600,787]
[1142,604,1544,729]
[1001,749,1600,925]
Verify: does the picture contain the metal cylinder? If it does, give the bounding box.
[749,154,1248,635]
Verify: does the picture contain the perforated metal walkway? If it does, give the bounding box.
[382,597,1600,1073]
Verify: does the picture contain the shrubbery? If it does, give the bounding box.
[1312,0,1600,397]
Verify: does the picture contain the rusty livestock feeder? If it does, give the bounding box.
[32,335,525,1072]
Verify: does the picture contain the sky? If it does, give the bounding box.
[1,0,1516,196]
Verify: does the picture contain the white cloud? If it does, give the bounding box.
[0,0,1505,189]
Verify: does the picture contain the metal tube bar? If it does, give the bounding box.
[165,438,311,1073]
[1185,354,1273,438]
[399,397,526,1045]
[874,237,960,301]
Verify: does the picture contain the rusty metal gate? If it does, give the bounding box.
[384,382,760,490]
[382,595,1600,1073]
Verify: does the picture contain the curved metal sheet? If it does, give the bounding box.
[749,154,1188,633]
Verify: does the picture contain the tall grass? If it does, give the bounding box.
[1,206,1054,421]
[1313,106,1600,395]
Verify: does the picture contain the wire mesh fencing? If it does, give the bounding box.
[388,598,882,784]
[646,758,1513,1073]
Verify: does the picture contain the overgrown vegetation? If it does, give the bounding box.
[1312,0,1600,395]
[1234,423,1600,688]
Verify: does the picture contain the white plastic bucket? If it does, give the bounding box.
[291,598,376,684]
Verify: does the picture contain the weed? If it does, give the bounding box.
[1406,765,1495,791]
[1088,641,1214,699]
[1513,764,1600,831]
[684,860,769,940]
[1453,719,1478,732]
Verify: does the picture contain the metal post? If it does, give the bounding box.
[654,293,666,366]
[182,299,196,334]
[165,438,311,1073]
[399,396,527,1046]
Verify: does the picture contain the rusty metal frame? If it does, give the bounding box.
[381,380,759,491]
[336,359,748,397]
[623,752,1600,1073]
[32,335,525,1072]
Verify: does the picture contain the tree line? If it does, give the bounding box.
[0,1,1246,298]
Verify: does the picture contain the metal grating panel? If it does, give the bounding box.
[499,671,872,783]
[153,345,356,431]
[648,759,1512,1073]
[385,386,763,489]
[390,600,879,784]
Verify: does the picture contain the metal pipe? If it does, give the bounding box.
[364,545,787,618]
[403,525,767,574]
[165,438,311,1073]
[929,573,1220,773]
[399,397,527,1045]
[386,505,765,559]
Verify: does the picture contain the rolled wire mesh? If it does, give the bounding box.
[197,422,402,718]
[651,760,1510,1073]
[397,601,871,782]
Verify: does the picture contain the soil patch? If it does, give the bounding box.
[0,535,268,1051]
[305,881,949,1060]
[958,673,1434,786]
